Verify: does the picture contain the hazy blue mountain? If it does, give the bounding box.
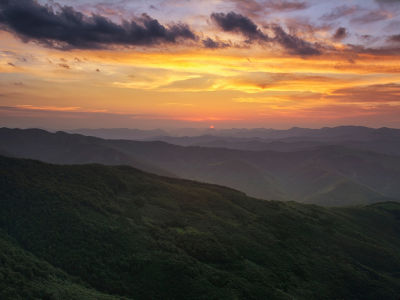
[186,126,375,139]
[145,135,264,146]
[194,138,400,156]
[66,128,170,140]
[1,128,399,206]
[194,139,322,151]
[206,126,400,140]
[110,141,398,205]
[166,127,204,136]
[68,126,400,141]
[0,128,177,178]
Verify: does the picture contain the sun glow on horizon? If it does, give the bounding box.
[1,0,400,129]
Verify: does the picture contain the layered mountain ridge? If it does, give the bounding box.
[1,128,399,207]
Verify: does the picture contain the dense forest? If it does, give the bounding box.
[1,155,400,299]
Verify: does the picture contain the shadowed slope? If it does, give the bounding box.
[110,140,399,205]
[1,156,400,299]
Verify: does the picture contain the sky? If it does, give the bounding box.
[1,0,400,130]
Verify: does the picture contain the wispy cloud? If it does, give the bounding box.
[158,103,194,106]
[11,105,108,113]
[326,83,400,105]
[350,11,391,24]
[319,5,360,21]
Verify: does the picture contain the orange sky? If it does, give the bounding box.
[1,0,400,129]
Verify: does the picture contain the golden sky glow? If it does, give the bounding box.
[1,0,400,129]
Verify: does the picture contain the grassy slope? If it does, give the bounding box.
[1,156,400,299]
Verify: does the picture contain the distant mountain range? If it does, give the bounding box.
[1,127,400,207]
[65,128,170,140]
[143,126,400,156]
[190,138,400,156]
[0,128,176,178]
[65,126,400,141]
[65,126,400,157]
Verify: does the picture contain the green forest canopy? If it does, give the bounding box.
[1,155,400,299]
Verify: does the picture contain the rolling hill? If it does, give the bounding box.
[2,155,400,299]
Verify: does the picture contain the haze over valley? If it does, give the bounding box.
[2,126,400,206]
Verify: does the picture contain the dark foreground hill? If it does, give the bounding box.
[1,128,400,206]
[1,156,400,299]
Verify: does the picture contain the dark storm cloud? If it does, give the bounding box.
[211,11,322,56]
[0,0,197,50]
[210,12,268,41]
[270,23,322,56]
[202,37,230,49]
[332,27,347,41]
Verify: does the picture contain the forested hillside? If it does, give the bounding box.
[1,156,400,299]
